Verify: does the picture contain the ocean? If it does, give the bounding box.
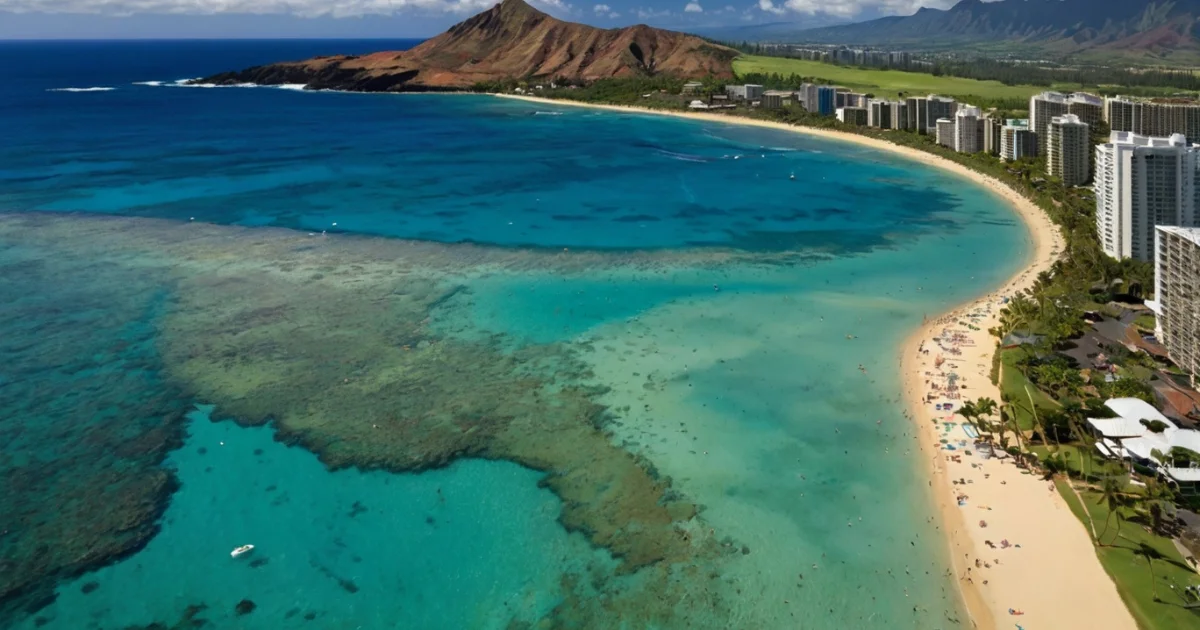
[0,40,1029,629]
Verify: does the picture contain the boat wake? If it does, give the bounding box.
[47,87,115,93]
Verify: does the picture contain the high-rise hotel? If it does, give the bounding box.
[1149,226,1200,385]
[1104,96,1200,144]
[1094,132,1200,261]
[1046,114,1090,186]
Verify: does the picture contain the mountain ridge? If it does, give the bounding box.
[200,0,735,91]
[791,0,1200,62]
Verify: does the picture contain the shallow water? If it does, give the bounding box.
[0,41,1028,629]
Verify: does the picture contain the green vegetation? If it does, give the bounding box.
[998,348,1059,432]
[1051,480,1200,630]
[730,47,1200,96]
[733,55,1042,108]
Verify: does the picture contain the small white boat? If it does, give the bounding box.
[230,544,255,559]
[789,172,796,180]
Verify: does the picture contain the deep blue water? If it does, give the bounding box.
[0,40,1029,630]
[5,40,975,251]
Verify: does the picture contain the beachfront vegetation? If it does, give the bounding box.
[1054,477,1200,630]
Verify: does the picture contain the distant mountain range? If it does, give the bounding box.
[200,0,735,91]
[790,0,1200,63]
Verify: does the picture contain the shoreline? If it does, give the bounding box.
[495,93,1136,629]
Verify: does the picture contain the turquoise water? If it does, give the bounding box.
[30,406,607,629]
[0,41,1029,630]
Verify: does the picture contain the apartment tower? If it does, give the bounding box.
[1151,226,1200,385]
[954,106,982,154]
[1046,114,1091,186]
[1029,91,1069,139]
[999,119,1037,161]
[1094,132,1200,261]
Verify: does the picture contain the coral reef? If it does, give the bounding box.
[0,236,189,623]
[0,213,743,627]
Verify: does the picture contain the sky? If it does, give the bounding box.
[0,0,966,39]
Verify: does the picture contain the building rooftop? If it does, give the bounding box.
[1068,93,1103,106]
[1051,113,1086,126]
[1108,131,1191,147]
[1032,91,1067,103]
[1156,225,1200,246]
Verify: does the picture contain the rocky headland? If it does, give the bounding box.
[195,0,736,91]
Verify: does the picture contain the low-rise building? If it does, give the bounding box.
[1150,226,1200,387]
[681,81,704,96]
[761,90,794,109]
[1088,398,1200,495]
[724,84,764,101]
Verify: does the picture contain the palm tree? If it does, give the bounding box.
[1096,475,1130,546]
[1136,542,1165,602]
[974,397,998,442]
[1062,399,1096,479]
[958,400,980,437]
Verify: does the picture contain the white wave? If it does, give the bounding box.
[533,111,563,116]
[274,84,309,91]
[132,81,164,87]
[47,87,115,93]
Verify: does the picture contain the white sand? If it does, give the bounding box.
[496,93,1138,630]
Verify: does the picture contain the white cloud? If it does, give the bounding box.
[0,0,533,18]
[635,7,670,19]
[683,1,702,12]
[608,11,619,17]
[593,3,610,13]
[757,0,786,15]
[755,0,959,19]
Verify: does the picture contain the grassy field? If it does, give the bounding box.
[733,55,1046,104]
[998,347,1060,431]
[1052,479,1200,630]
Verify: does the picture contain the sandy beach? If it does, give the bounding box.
[497,93,1137,629]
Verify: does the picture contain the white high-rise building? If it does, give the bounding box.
[935,118,955,148]
[1046,114,1090,186]
[999,119,1037,161]
[1094,131,1200,261]
[1030,91,1069,139]
[1150,226,1200,385]
[954,106,982,153]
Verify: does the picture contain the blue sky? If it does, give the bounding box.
[0,0,962,39]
